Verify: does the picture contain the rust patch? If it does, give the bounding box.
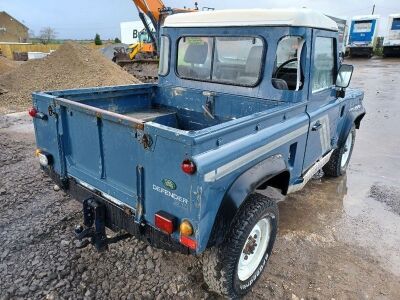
[136,123,145,130]
[141,134,153,149]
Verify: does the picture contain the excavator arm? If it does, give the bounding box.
[132,0,198,53]
[132,0,167,51]
[133,0,165,23]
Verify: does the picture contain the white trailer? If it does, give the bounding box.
[383,14,400,57]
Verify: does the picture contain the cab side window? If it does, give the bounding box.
[272,36,305,91]
[312,37,335,93]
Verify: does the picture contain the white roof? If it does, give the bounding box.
[352,15,380,21]
[164,8,338,31]
[389,14,400,18]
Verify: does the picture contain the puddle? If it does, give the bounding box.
[278,172,400,277]
[369,183,400,215]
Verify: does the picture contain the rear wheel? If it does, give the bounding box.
[323,125,356,177]
[202,193,278,298]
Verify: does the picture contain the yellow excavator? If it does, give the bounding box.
[127,29,154,59]
[113,0,199,81]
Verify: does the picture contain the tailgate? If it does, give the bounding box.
[57,98,146,209]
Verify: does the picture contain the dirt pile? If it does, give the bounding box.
[0,56,18,75]
[0,42,140,113]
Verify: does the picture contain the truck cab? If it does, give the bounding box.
[348,14,380,57]
[31,8,365,298]
[383,14,400,57]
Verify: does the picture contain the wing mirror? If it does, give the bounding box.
[336,64,354,98]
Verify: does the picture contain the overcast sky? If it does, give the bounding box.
[1,0,399,39]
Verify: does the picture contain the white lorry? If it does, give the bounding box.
[383,14,400,57]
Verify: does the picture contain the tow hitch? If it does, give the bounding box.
[74,198,130,251]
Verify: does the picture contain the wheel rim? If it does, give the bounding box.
[237,217,271,281]
[341,131,353,168]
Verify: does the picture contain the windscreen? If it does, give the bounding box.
[392,18,400,30]
[353,21,373,33]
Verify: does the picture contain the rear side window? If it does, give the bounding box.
[312,37,335,93]
[158,36,170,76]
[177,36,264,86]
[272,36,305,91]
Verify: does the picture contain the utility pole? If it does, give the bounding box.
[372,4,375,15]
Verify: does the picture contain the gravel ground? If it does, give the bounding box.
[0,114,207,300]
[1,58,400,299]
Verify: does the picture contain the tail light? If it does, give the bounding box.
[180,235,197,250]
[28,107,47,120]
[28,107,37,117]
[181,159,196,174]
[35,149,52,167]
[155,211,176,234]
[179,220,193,236]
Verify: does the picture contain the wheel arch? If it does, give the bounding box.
[206,154,289,248]
[339,111,365,147]
[354,112,366,129]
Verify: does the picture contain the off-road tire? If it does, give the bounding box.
[323,125,356,177]
[202,193,278,298]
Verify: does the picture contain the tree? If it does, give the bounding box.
[39,27,57,44]
[114,37,121,43]
[94,33,102,45]
[28,29,35,39]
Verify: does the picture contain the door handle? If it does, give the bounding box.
[312,121,323,131]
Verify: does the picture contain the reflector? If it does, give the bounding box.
[28,108,37,117]
[180,235,197,250]
[155,211,176,234]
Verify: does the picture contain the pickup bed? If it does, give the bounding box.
[32,83,303,246]
[31,8,366,298]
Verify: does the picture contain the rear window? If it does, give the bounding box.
[392,18,400,30]
[177,36,264,86]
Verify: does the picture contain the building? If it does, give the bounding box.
[0,11,29,43]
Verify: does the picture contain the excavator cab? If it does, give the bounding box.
[127,29,156,60]
[111,0,199,82]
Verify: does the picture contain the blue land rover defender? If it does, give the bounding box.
[31,8,365,298]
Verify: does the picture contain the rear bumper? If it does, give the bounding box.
[383,46,400,57]
[44,167,192,254]
[349,46,373,57]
